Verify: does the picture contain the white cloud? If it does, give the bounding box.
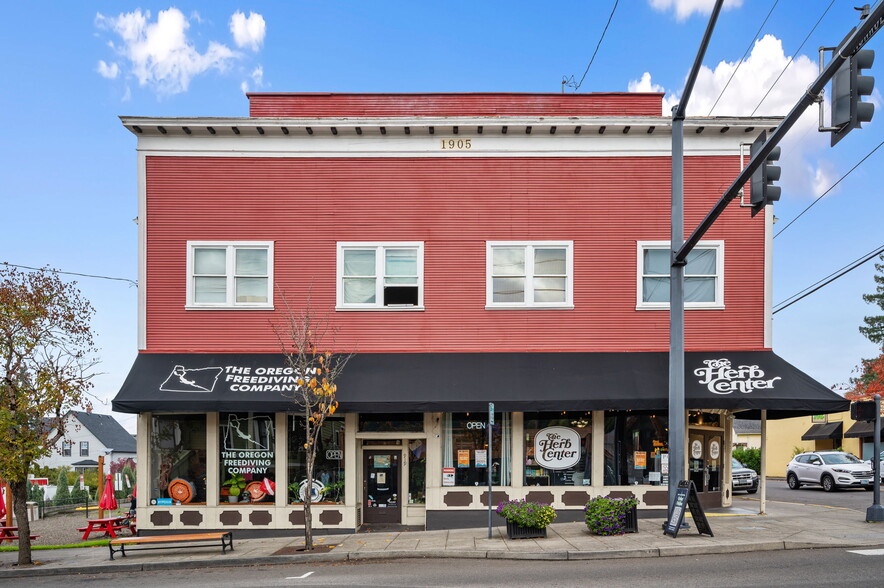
[97,60,119,79]
[230,11,266,51]
[241,80,249,94]
[649,0,743,21]
[95,8,238,96]
[628,72,664,93]
[631,34,831,200]
[251,65,264,86]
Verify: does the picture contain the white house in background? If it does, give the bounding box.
[38,411,136,472]
[733,418,761,449]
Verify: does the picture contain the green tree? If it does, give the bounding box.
[53,467,71,504]
[0,266,97,565]
[859,254,884,345]
[274,294,352,551]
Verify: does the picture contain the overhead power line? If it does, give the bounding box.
[750,0,835,116]
[772,244,884,314]
[775,139,884,239]
[707,0,779,116]
[563,0,619,92]
[1,262,137,287]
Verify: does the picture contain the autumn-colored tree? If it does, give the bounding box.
[844,354,884,402]
[0,266,97,565]
[274,294,351,551]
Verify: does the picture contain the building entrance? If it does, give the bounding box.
[688,430,723,510]
[363,449,401,524]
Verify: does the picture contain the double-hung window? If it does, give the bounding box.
[79,441,89,457]
[62,440,72,457]
[337,242,424,309]
[186,242,273,309]
[486,242,573,308]
[637,240,724,309]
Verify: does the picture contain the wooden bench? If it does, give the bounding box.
[108,532,233,560]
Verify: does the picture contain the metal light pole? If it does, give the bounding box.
[668,0,724,522]
[867,394,883,522]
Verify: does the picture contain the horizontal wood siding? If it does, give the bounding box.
[144,155,763,353]
[247,93,663,118]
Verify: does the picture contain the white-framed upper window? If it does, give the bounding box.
[79,441,89,457]
[486,241,574,309]
[186,241,274,309]
[336,242,424,310]
[636,240,724,310]
[61,440,72,457]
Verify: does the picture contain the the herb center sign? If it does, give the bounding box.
[534,427,581,469]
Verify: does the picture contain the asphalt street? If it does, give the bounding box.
[743,478,882,512]
[20,547,884,587]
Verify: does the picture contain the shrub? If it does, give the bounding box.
[54,468,71,502]
[584,495,638,536]
[733,447,761,474]
[495,500,557,529]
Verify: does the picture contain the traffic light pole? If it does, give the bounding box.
[668,0,723,524]
[674,1,884,264]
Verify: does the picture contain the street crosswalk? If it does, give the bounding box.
[847,548,884,556]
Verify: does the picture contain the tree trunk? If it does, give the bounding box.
[304,438,314,550]
[10,481,31,566]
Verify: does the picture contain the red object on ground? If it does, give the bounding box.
[99,474,118,511]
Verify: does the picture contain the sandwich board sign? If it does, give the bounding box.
[663,480,713,538]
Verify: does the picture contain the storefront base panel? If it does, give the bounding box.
[141,506,356,535]
[139,527,355,538]
[427,506,667,531]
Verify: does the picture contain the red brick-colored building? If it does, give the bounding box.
[115,93,845,534]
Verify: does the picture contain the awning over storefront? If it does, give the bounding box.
[801,422,843,440]
[844,420,884,439]
[112,351,848,418]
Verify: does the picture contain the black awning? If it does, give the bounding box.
[801,422,843,440]
[845,420,884,439]
[112,351,848,418]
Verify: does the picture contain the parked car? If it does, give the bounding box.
[786,451,874,492]
[863,450,884,481]
[731,457,758,494]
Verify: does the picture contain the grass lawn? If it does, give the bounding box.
[0,539,109,551]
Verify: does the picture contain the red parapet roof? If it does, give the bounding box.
[247,92,665,118]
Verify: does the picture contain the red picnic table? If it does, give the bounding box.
[78,516,135,541]
[0,526,39,542]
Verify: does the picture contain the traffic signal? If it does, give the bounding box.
[851,400,877,422]
[750,131,781,217]
[831,49,875,147]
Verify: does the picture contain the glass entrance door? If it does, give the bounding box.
[688,431,722,509]
[363,450,401,524]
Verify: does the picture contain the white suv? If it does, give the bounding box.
[786,451,874,492]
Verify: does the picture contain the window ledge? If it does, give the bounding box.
[485,305,575,310]
[335,306,425,312]
[185,305,274,311]
[635,304,725,311]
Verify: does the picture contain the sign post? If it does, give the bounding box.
[867,394,884,522]
[488,402,494,539]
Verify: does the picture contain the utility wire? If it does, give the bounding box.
[707,0,779,116]
[773,244,884,314]
[1,262,137,287]
[565,0,619,92]
[750,0,835,116]
[774,139,884,239]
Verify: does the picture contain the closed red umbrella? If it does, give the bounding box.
[99,474,118,511]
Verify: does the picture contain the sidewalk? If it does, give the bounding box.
[3,498,884,578]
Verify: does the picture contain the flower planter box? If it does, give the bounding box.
[506,521,547,540]
[624,503,638,533]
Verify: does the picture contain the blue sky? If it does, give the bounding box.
[2,1,882,433]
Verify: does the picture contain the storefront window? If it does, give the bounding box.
[150,415,207,504]
[408,439,427,504]
[358,413,423,432]
[524,412,591,486]
[288,415,345,504]
[442,413,511,486]
[604,412,668,486]
[219,412,276,504]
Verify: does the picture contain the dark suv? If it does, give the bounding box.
[731,457,758,494]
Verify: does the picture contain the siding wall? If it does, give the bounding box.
[247,92,665,118]
[144,155,764,353]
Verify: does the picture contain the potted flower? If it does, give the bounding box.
[222,473,247,503]
[584,495,639,535]
[496,499,557,539]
